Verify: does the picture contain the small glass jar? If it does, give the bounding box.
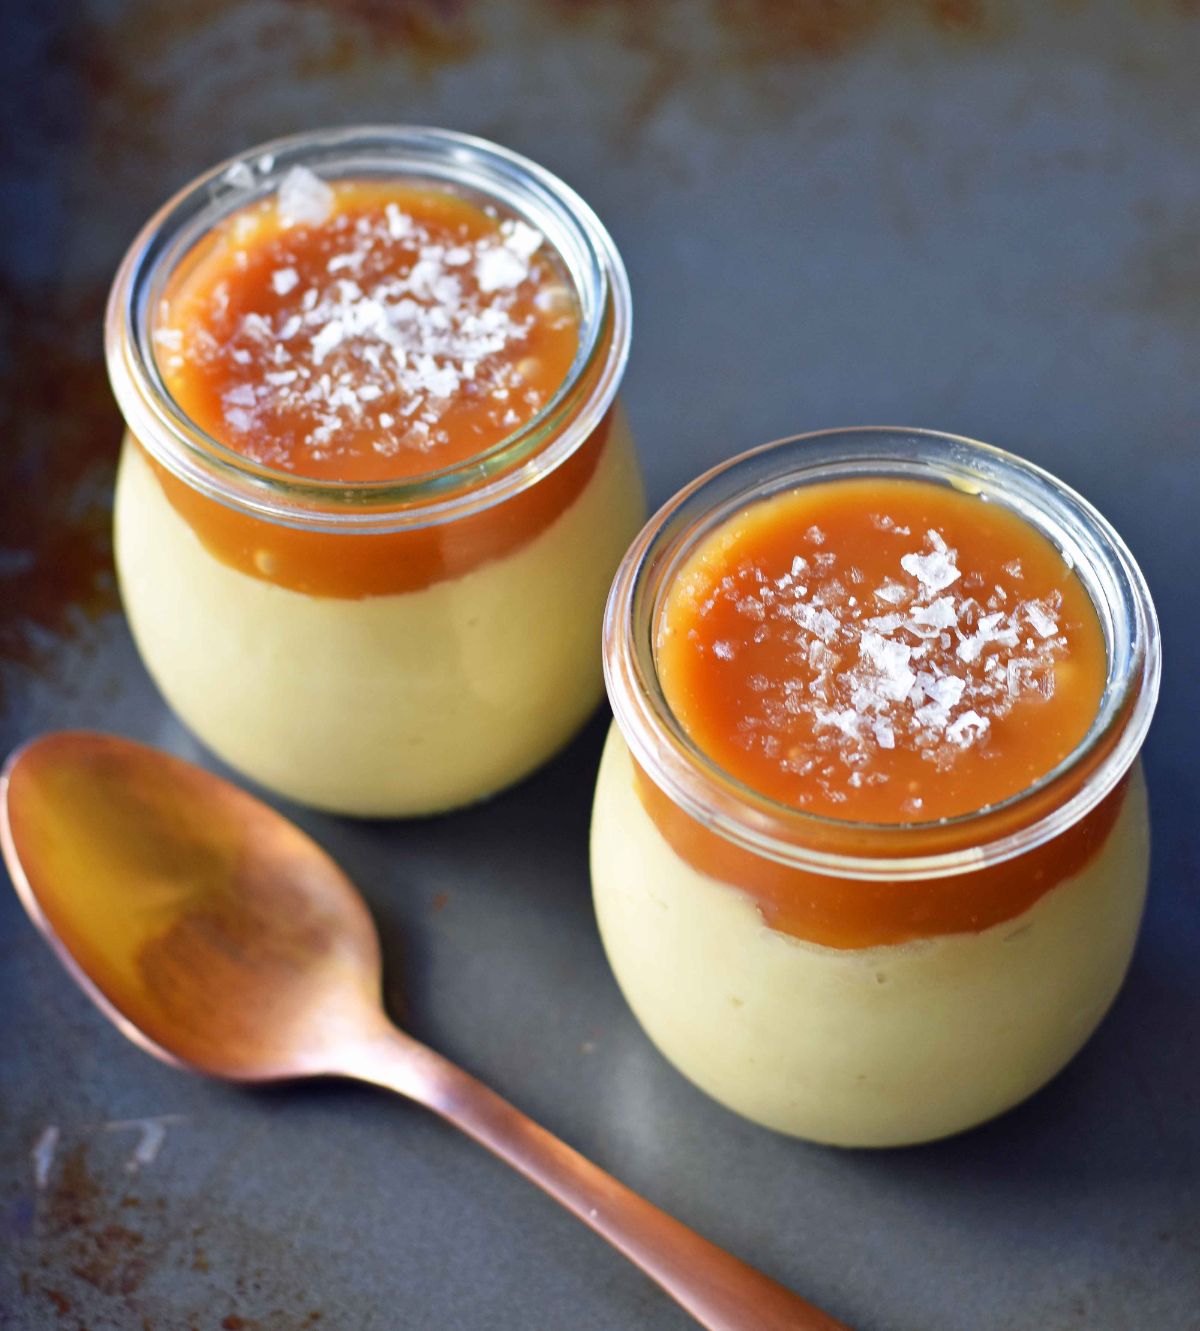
[106,127,642,816]
[592,427,1159,1147]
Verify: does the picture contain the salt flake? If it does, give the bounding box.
[476,246,528,293]
[272,267,300,296]
[1025,602,1058,638]
[946,710,990,746]
[277,166,334,227]
[910,597,957,630]
[901,548,961,594]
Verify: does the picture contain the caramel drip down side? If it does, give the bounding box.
[633,760,1129,950]
[138,406,613,598]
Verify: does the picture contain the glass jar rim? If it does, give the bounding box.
[105,125,631,534]
[603,427,1161,881]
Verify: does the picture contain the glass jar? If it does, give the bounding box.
[592,427,1159,1147]
[106,127,642,816]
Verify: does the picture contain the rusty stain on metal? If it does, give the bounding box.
[715,0,988,60]
[75,0,478,137]
[548,0,999,66]
[924,0,989,32]
[0,284,121,685]
[400,0,1020,167]
[5,1132,329,1328]
[30,1140,150,1305]
[41,1285,72,1318]
[288,0,477,61]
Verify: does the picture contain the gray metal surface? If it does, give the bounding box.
[2,2,1198,1327]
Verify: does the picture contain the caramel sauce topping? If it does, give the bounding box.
[141,171,605,598]
[644,478,1119,948]
[157,173,579,482]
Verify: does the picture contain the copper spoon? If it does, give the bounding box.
[1,732,851,1331]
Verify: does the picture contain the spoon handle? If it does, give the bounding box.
[343,1027,851,1331]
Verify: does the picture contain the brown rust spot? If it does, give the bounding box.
[82,0,477,115]
[15,1136,328,1326]
[538,0,1008,152]
[925,0,988,33]
[286,0,477,61]
[711,0,994,62]
[43,1142,104,1235]
[25,1141,151,1313]
[717,0,893,60]
[71,1224,147,1297]
[0,282,122,680]
[42,1286,72,1316]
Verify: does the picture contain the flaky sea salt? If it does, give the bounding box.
[475,245,530,293]
[1025,602,1058,638]
[222,160,255,191]
[900,548,961,594]
[278,166,335,227]
[178,184,561,463]
[272,267,300,296]
[874,580,910,605]
[946,710,990,746]
[859,632,916,701]
[503,219,544,259]
[309,319,345,364]
[704,518,1067,806]
[910,597,957,630]
[956,612,1020,664]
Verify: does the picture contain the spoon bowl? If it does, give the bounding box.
[2,732,383,1080]
[1,731,851,1331]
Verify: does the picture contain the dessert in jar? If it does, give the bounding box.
[105,127,642,816]
[592,428,1160,1147]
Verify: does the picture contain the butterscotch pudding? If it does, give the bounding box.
[106,128,642,815]
[592,428,1159,1146]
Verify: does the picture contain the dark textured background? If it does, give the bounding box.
[1,3,1198,1328]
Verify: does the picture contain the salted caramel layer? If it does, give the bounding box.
[643,475,1118,948]
[156,177,579,481]
[147,174,610,597]
[138,405,612,598]
[633,758,1128,949]
[656,479,1107,823]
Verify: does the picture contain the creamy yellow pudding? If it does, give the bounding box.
[594,732,1148,1145]
[592,431,1160,1146]
[115,408,640,814]
[106,129,642,814]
